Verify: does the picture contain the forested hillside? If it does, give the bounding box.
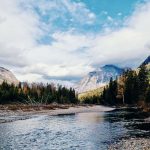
[81,64,150,108]
[102,65,150,107]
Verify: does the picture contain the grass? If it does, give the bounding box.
[0,104,71,112]
[0,103,96,112]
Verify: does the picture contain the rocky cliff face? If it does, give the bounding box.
[0,67,19,85]
[75,65,124,93]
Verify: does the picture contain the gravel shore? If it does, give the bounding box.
[0,105,115,123]
[109,138,150,150]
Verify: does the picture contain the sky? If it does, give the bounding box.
[0,0,150,84]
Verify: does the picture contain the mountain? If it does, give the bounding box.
[137,56,150,80]
[141,55,150,66]
[0,67,19,85]
[143,56,150,80]
[75,65,124,93]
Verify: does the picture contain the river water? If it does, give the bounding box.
[0,108,149,150]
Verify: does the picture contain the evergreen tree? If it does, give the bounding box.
[0,81,78,104]
[138,65,149,101]
[146,86,150,103]
[101,78,118,105]
[124,71,139,104]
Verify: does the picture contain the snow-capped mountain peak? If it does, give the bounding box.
[0,67,19,85]
[75,65,124,93]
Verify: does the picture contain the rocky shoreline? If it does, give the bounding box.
[109,138,150,150]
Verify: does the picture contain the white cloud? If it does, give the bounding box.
[0,0,150,85]
[118,12,122,16]
[59,0,96,24]
[26,0,96,26]
[107,16,113,22]
[101,11,108,15]
[0,0,42,68]
[88,1,150,67]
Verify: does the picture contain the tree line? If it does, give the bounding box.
[102,65,150,106]
[0,82,78,104]
[82,65,150,106]
[1,64,149,106]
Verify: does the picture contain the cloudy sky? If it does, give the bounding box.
[0,0,150,84]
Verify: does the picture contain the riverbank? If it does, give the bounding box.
[109,138,150,150]
[0,104,115,123]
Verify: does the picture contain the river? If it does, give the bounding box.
[0,108,149,150]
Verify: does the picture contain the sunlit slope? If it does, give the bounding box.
[146,64,150,80]
[78,86,104,100]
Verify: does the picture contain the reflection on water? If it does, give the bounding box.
[76,112,105,123]
[0,109,149,150]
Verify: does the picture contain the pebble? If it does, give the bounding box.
[108,138,150,150]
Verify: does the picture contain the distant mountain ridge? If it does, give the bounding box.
[0,67,19,85]
[75,65,124,93]
[138,56,150,80]
[141,56,150,66]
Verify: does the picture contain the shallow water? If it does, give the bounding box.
[0,109,149,150]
